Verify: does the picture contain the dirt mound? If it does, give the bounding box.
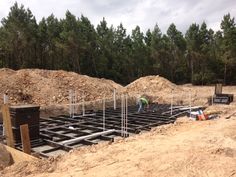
[125,75,183,103]
[0,68,123,106]
[0,144,13,170]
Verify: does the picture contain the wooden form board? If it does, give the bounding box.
[3,144,37,163]
[215,83,222,94]
[20,124,31,154]
[1,104,15,148]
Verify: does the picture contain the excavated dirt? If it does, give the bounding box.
[0,68,123,115]
[1,69,230,110]
[126,75,180,93]
[125,75,183,103]
[0,70,235,108]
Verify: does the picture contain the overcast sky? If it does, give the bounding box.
[0,0,236,34]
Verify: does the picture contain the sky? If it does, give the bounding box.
[0,0,236,34]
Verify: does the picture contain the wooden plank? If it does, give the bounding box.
[215,83,222,94]
[1,104,15,148]
[20,124,31,154]
[3,144,38,162]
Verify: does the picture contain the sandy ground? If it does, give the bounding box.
[1,104,236,177]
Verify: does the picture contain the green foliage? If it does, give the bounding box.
[0,2,236,85]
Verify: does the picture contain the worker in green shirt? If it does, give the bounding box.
[138,96,149,113]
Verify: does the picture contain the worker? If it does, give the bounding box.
[138,96,149,113]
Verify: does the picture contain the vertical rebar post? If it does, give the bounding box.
[125,94,128,137]
[82,91,85,116]
[211,95,214,105]
[74,91,77,117]
[171,89,173,116]
[122,94,125,137]
[113,89,116,110]
[69,90,72,118]
[189,90,192,117]
[120,95,123,137]
[103,96,105,131]
[72,91,74,117]
[123,94,125,137]
[3,94,8,104]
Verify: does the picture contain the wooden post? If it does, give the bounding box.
[20,124,31,154]
[1,104,15,148]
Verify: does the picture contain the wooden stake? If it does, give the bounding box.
[20,124,31,154]
[1,104,15,148]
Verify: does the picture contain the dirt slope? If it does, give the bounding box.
[0,145,12,171]
[1,106,236,177]
[125,75,184,103]
[0,68,123,106]
[126,75,179,92]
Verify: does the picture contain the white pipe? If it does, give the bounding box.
[162,106,202,114]
[60,129,116,145]
[169,105,186,109]
[73,113,96,118]
[179,106,201,111]
[170,110,189,118]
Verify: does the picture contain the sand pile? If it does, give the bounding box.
[125,75,183,103]
[0,68,123,106]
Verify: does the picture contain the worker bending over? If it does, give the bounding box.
[138,96,149,113]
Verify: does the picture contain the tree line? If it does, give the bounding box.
[0,3,236,85]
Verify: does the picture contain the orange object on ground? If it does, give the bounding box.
[197,113,208,121]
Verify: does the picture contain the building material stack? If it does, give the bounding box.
[9,105,40,144]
